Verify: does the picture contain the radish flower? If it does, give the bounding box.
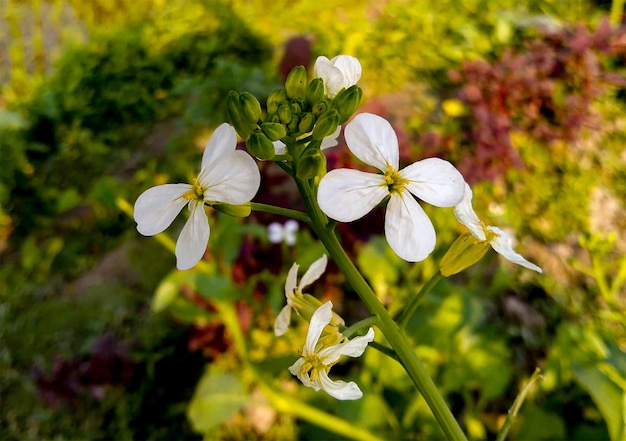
[314,55,362,97]
[289,301,374,400]
[134,123,260,270]
[318,113,465,262]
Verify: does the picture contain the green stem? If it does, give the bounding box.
[342,316,379,338]
[250,202,311,224]
[296,179,467,441]
[398,271,443,329]
[496,368,542,441]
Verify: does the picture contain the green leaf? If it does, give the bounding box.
[187,372,247,434]
[152,271,189,313]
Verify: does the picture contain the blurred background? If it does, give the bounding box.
[1,0,625,439]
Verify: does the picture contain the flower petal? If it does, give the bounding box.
[317,369,363,400]
[321,125,342,150]
[487,226,543,273]
[134,184,190,236]
[385,192,436,262]
[318,169,387,222]
[303,301,333,355]
[268,223,283,243]
[285,262,299,295]
[175,200,210,270]
[299,255,327,291]
[274,305,292,336]
[400,158,465,207]
[314,55,361,97]
[330,55,361,87]
[273,140,287,156]
[200,150,260,204]
[318,327,374,365]
[344,113,399,171]
[201,123,238,170]
[453,183,486,241]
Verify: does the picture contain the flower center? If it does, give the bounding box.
[183,178,205,201]
[301,354,327,379]
[383,165,408,194]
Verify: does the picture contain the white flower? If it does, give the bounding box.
[268,220,299,245]
[275,255,328,336]
[273,125,342,156]
[318,113,466,262]
[454,184,542,273]
[314,55,362,97]
[134,123,260,270]
[288,301,374,400]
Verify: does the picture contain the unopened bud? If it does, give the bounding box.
[267,88,287,114]
[246,130,275,160]
[278,102,292,124]
[439,233,491,277]
[312,99,329,116]
[239,91,262,123]
[312,109,339,140]
[226,91,255,139]
[287,115,300,133]
[260,122,287,141]
[285,65,307,99]
[297,148,326,180]
[306,78,325,105]
[333,85,362,124]
[212,202,252,217]
[298,112,315,133]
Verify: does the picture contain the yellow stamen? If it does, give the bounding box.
[182,178,205,201]
[383,165,408,194]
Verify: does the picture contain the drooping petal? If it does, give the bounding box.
[487,226,543,273]
[175,200,210,270]
[317,370,363,400]
[320,125,342,150]
[303,301,333,355]
[385,192,436,262]
[318,327,374,365]
[274,305,293,336]
[285,262,299,295]
[344,113,399,171]
[453,183,487,241]
[318,169,388,222]
[134,184,190,236]
[200,150,260,205]
[299,254,327,291]
[201,123,238,171]
[400,158,465,207]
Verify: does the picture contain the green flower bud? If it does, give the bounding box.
[296,148,326,181]
[312,99,329,116]
[287,115,300,133]
[278,102,292,124]
[267,88,288,114]
[212,202,252,217]
[439,233,491,277]
[290,101,302,115]
[226,90,255,139]
[246,130,275,160]
[285,65,307,99]
[333,85,362,124]
[298,112,315,133]
[306,78,325,105]
[239,91,262,123]
[312,109,339,141]
[266,113,280,124]
[260,122,286,141]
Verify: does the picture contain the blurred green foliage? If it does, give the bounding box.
[1,0,625,440]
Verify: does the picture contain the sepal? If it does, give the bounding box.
[439,233,491,276]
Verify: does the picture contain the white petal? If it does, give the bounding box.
[268,223,283,243]
[487,227,543,273]
[303,301,333,355]
[400,158,466,207]
[288,357,306,379]
[330,55,361,87]
[274,305,292,336]
[175,200,210,270]
[200,150,260,204]
[318,169,388,222]
[289,366,321,391]
[453,183,486,241]
[134,184,190,236]
[317,369,363,400]
[320,125,341,150]
[285,262,299,295]
[385,192,436,262]
[318,327,374,365]
[201,123,237,170]
[344,113,399,171]
[299,254,327,291]
[273,140,287,156]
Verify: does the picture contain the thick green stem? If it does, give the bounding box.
[297,179,467,441]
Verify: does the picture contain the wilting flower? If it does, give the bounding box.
[268,220,299,245]
[288,301,374,400]
[275,255,343,336]
[134,123,260,270]
[453,183,542,273]
[314,55,362,97]
[318,113,465,262]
